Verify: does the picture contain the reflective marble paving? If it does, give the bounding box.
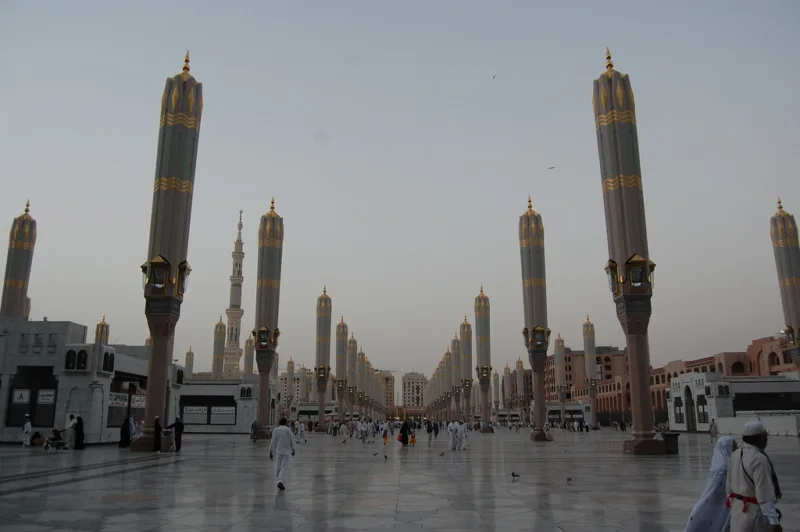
[0,429,798,531]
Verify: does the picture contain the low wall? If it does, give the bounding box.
[717,415,799,437]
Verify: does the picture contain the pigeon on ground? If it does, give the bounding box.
[511,472,521,479]
[439,452,445,456]
[566,477,573,484]
[372,452,379,456]
[384,454,387,460]
[342,439,347,444]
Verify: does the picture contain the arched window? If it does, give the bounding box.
[749,361,754,372]
[240,388,247,398]
[673,372,678,378]
[109,353,115,372]
[65,350,76,370]
[246,388,252,398]
[717,363,723,372]
[102,352,109,372]
[768,353,780,366]
[700,366,707,373]
[731,361,745,375]
[77,350,88,370]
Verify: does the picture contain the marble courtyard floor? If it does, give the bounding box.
[0,430,798,532]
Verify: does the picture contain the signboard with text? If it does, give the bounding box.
[183,406,208,425]
[37,390,55,404]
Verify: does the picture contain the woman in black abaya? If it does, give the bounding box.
[74,417,85,450]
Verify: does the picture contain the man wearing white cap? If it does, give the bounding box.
[726,420,783,531]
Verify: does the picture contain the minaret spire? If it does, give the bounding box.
[223,210,246,378]
[183,50,190,73]
[605,47,614,71]
[1,200,37,319]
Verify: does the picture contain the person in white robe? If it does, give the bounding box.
[269,417,296,491]
[457,421,468,450]
[448,421,457,450]
[296,419,307,443]
[21,414,32,447]
[726,420,783,532]
[684,435,735,532]
[64,415,77,449]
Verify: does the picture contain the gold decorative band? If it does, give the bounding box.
[316,311,332,318]
[519,238,544,247]
[9,240,34,250]
[474,311,489,318]
[522,278,546,288]
[316,336,330,342]
[154,177,193,193]
[602,174,642,193]
[4,279,26,288]
[596,109,636,129]
[259,238,283,248]
[256,279,280,288]
[779,277,799,287]
[773,238,799,247]
[159,112,199,130]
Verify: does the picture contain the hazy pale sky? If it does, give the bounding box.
[1,2,798,378]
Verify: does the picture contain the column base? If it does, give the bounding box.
[531,430,549,442]
[314,426,326,433]
[479,426,494,433]
[622,437,666,455]
[129,430,174,452]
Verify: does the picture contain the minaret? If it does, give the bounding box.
[138,52,202,439]
[1,201,37,319]
[286,357,295,412]
[502,364,512,410]
[212,316,226,378]
[474,286,493,430]
[185,346,194,377]
[594,49,661,453]
[554,334,567,427]
[95,316,110,345]
[492,370,499,422]
[254,197,284,426]
[450,333,462,419]
[443,347,453,420]
[515,357,526,422]
[223,210,245,378]
[347,333,358,420]
[315,286,332,428]
[357,348,366,418]
[519,196,549,440]
[771,198,800,348]
[335,316,348,421]
[299,364,308,401]
[243,336,255,378]
[583,315,599,428]
[459,316,473,423]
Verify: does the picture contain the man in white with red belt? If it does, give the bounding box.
[726,420,783,532]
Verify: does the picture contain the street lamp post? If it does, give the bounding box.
[252,326,280,438]
[524,325,551,441]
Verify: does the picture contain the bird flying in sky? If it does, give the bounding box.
[548,166,556,170]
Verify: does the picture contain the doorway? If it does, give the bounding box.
[684,386,697,432]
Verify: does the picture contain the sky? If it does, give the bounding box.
[1,2,799,384]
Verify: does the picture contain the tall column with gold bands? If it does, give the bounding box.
[134,53,203,450]
[254,197,284,425]
[474,286,493,430]
[336,317,348,422]
[771,199,800,339]
[315,286,332,429]
[519,197,548,439]
[1,201,36,319]
[594,49,661,453]
[459,316,473,423]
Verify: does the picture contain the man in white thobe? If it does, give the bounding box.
[21,414,32,447]
[270,417,296,491]
[448,421,458,451]
[457,421,468,450]
[726,420,783,532]
[64,415,77,449]
[296,420,307,443]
